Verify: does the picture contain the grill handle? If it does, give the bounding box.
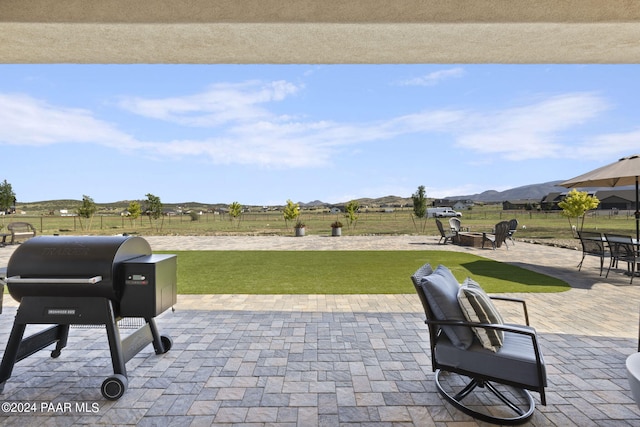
[6,276,103,284]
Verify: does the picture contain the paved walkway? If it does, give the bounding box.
[0,235,639,425]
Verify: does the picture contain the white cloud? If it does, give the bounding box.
[575,129,640,160]
[454,93,609,160]
[0,93,143,150]
[397,68,465,86]
[117,80,301,127]
[0,88,625,171]
[152,137,332,168]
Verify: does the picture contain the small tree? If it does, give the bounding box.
[0,179,16,215]
[345,200,360,229]
[558,189,600,236]
[229,201,242,228]
[188,211,199,221]
[411,185,428,233]
[127,201,142,227]
[76,194,97,231]
[145,193,164,232]
[282,199,300,228]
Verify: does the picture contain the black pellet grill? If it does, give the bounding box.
[0,235,177,400]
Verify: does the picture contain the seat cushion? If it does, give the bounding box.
[419,265,474,349]
[458,278,504,352]
[435,328,546,389]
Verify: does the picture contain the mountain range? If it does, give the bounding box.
[301,180,570,208]
[446,180,568,202]
[17,181,573,212]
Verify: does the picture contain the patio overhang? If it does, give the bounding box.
[2,0,640,63]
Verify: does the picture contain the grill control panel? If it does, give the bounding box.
[125,274,148,285]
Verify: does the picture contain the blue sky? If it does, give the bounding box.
[1,64,638,205]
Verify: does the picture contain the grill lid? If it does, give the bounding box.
[6,235,152,301]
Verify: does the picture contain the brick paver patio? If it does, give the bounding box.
[0,235,639,425]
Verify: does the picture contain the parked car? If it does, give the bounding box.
[426,207,462,218]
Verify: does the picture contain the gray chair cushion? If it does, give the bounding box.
[435,328,547,389]
[411,263,433,286]
[419,265,474,349]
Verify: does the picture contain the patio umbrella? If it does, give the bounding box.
[560,154,640,243]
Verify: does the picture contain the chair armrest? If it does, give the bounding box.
[489,296,530,326]
[425,318,536,337]
[425,318,544,368]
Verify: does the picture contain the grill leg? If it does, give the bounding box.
[103,302,127,378]
[147,318,166,355]
[0,323,27,389]
[51,325,70,358]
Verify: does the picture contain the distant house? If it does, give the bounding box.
[452,200,473,211]
[593,189,637,210]
[540,192,564,210]
[540,189,634,211]
[432,198,456,207]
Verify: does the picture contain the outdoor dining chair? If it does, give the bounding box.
[577,231,607,276]
[506,218,518,245]
[604,233,638,284]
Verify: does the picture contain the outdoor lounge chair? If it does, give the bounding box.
[411,263,547,425]
[449,217,461,233]
[482,221,510,250]
[577,231,607,275]
[436,219,456,244]
[604,233,638,284]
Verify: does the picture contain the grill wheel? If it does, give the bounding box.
[101,374,128,400]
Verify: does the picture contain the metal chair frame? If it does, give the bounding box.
[412,269,547,425]
[604,233,638,284]
[506,218,518,245]
[577,231,607,275]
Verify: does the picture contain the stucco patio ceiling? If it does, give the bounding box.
[1,0,640,63]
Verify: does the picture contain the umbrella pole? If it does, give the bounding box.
[636,176,639,245]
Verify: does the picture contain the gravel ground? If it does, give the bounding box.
[520,238,580,250]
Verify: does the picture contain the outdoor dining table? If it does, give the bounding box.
[578,233,639,276]
[588,234,639,247]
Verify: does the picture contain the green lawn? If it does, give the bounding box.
[158,250,570,294]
